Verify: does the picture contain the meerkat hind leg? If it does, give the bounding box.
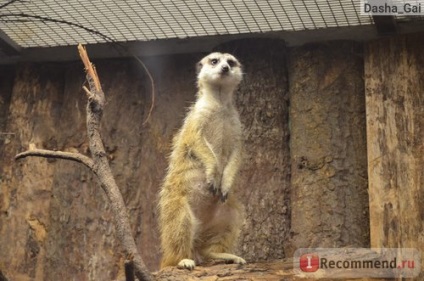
[201,198,246,265]
[207,252,246,264]
[160,197,197,269]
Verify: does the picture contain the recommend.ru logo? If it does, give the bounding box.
[294,248,420,278]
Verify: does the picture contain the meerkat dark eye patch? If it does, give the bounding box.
[227,59,236,67]
[210,58,219,65]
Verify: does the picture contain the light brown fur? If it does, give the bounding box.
[158,52,246,270]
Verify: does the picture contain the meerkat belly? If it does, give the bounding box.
[203,110,240,166]
[189,114,238,222]
[192,192,220,224]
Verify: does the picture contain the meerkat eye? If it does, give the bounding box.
[227,59,236,67]
[210,58,219,65]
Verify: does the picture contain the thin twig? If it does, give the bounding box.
[15,149,94,170]
[0,13,114,42]
[133,56,155,126]
[0,14,155,125]
[0,0,21,10]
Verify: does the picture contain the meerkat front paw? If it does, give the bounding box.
[177,258,196,270]
[206,173,222,196]
[207,178,229,202]
[219,184,232,202]
[220,173,235,202]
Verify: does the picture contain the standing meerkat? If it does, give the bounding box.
[158,52,246,270]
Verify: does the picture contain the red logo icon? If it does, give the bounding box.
[300,253,320,272]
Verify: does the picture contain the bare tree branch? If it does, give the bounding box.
[132,55,155,126]
[15,44,153,281]
[15,149,94,169]
[80,44,152,281]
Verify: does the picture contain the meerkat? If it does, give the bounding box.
[158,52,246,270]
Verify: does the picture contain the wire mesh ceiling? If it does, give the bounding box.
[0,0,374,48]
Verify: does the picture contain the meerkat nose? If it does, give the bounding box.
[221,65,229,73]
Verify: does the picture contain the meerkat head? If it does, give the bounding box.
[196,52,243,90]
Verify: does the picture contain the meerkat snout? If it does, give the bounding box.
[221,65,229,74]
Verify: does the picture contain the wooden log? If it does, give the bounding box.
[289,42,369,253]
[153,256,395,281]
[154,260,294,281]
[365,34,424,280]
[0,64,67,280]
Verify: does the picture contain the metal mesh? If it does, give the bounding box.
[0,0,374,48]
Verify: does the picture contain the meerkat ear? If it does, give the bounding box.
[196,62,203,75]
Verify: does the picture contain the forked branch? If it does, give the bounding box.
[15,44,153,281]
[16,148,94,169]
